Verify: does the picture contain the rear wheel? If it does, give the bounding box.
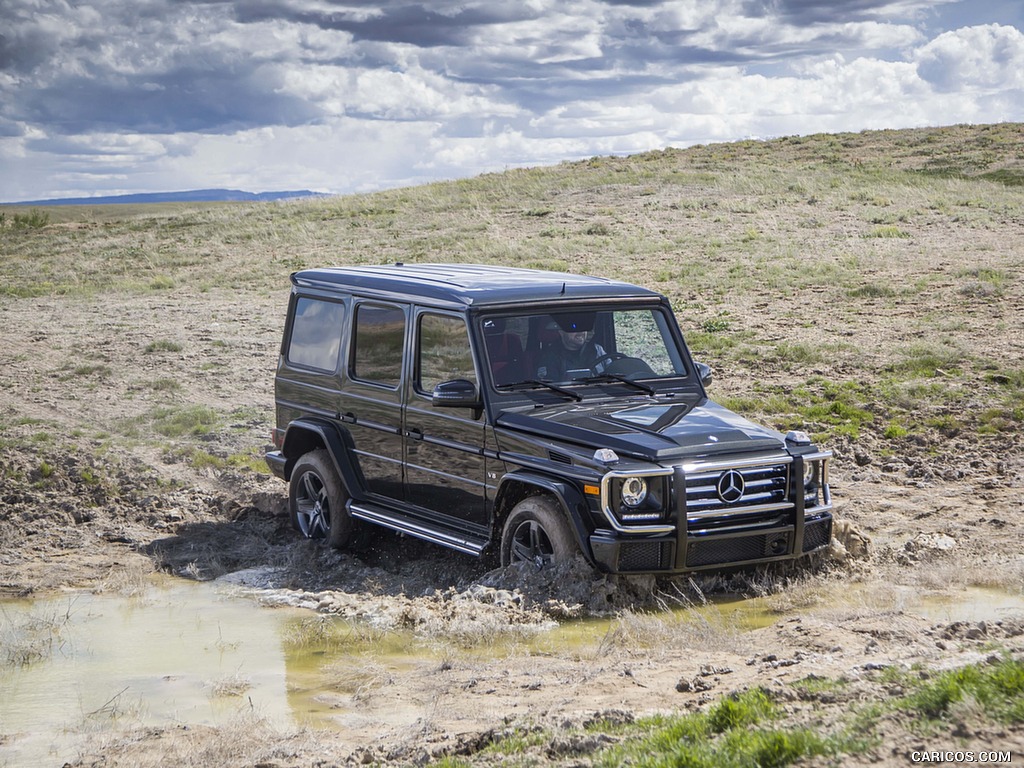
[289,449,352,549]
[500,496,578,568]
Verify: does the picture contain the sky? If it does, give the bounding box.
[1,0,1023,203]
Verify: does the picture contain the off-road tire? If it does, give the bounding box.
[500,496,578,567]
[289,449,353,549]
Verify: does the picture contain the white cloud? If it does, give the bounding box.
[916,24,1024,91]
[2,1,1023,201]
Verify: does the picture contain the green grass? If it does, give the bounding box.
[0,209,51,230]
[479,727,549,758]
[895,657,1024,725]
[148,377,182,392]
[865,225,911,238]
[143,405,220,438]
[883,421,910,439]
[888,343,966,378]
[185,448,270,474]
[149,274,176,290]
[144,339,184,353]
[772,342,822,366]
[594,688,848,768]
[847,283,897,299]
[722,378,875,441]
[791,674,850,696]
[56,363,113,382]
[700,314,731,333]
[722,362,1017,444]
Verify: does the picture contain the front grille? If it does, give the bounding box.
[618,541,673,571]
[685,532,790,568]
[803,518,832,552]
[684,460,792,530]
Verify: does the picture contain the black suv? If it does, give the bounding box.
[266,264,833,574]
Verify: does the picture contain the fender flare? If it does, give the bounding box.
[494,471,595,563]
[281,418,363,497]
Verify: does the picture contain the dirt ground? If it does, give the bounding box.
[1,288,1022,767]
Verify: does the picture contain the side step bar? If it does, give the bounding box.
[348,501,488,556]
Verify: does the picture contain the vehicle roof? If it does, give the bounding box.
[291,263,662,308]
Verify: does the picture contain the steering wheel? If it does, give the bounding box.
[589,351,628,375]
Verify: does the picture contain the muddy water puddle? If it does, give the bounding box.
[913,585,1024,623]
[2,576,1023,765]
[0,578,310,765]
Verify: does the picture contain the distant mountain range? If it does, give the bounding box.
[7,189,328,206]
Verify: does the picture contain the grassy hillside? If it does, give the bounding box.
[2,122,1022,463]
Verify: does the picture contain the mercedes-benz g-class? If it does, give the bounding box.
[266,263,832,574]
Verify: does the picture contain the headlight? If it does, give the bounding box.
[600,469,673,528]
[801,453,832,514]
[803,460,818,487]
[620,476,648,508]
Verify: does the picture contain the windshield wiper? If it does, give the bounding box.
[498,379,584,402]
[578,372,656,395]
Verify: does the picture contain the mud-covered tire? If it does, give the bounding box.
[500,496,579,567]
[289,449,353,549]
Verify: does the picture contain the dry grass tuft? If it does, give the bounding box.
[596,606,749,658]
[0,600,75,667]
[322,658,394,703]
[209,670,253,698]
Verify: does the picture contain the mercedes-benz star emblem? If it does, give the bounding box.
[716,469,745,503]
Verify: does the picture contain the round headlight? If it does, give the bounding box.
[803,460,818,486]
[620,476,648,508]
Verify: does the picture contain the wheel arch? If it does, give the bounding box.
[493,472,595,564]
[281,418,361,497]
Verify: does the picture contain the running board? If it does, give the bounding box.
[348,502,489,556]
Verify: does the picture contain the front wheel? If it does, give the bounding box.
[500,496,579,568]
[289,449,353,549]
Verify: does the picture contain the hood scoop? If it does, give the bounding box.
[548,450,573,465]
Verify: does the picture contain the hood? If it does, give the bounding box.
[495,397,786,462]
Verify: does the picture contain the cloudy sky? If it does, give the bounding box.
[2,0,1023,203]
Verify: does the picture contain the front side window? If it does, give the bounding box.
[352,303,406,386]
[418,314,476,394]
[286,297,344,371]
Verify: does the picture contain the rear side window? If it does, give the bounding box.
[287,297,344,371]
[352,303,406,386]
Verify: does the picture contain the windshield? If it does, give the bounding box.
[481,307,689,389]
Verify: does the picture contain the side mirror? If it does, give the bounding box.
[695,362,713,387]
[432,378,482,409]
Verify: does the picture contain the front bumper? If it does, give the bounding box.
[589,511,833,574]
